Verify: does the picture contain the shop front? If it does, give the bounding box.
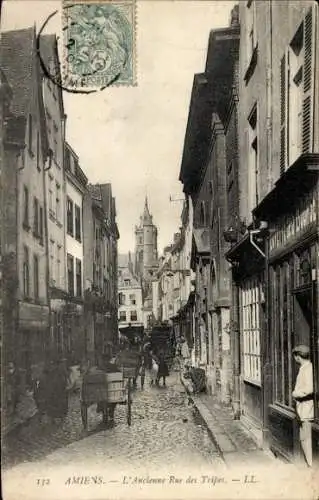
[253,153,319,464]
[17,301,50,388]
[226,235,266,446]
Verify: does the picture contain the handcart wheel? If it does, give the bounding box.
[127,378,132,426]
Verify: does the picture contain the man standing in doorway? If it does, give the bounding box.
[292,345,314,467]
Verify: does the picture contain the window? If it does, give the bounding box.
[33,197,39,237]
[50,239,55,283]
[241,277,261,384]
[119,293,125,305]
[28,114,33,154]
[56,245,61,288]
[247,104,258,211]
[48,175,54,215]
[130,310,137,321]
[75,204,81,241]
[129,293,136,305]
[23,245,30,297]
[119,311,126,322]
[56,183,61,222]
[76,258,82,297]
[67,254,74,296]
[23,185,29,229]
[39,207,44,243]
[65,149,71,172]
[33,254,39,299]
[245,1,256,61]
[67,198,74,236]
[280,7,315,173]
[36,131,40,171]
[124,279,131,286]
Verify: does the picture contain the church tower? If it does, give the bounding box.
[134,197,158,282]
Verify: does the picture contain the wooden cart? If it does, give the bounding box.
[81,369,132,430]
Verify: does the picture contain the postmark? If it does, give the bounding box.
[62,0,136,89]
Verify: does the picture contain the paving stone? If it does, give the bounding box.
[3,372,224,471]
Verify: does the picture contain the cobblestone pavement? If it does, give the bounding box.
[3,371,224,471]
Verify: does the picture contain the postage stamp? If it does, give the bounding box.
[62,0,136,89]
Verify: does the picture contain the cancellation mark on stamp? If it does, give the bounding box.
[62,0,136,90]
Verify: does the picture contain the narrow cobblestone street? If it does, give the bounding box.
[3,371,224,472]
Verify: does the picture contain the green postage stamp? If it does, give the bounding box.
[62,0,136,89]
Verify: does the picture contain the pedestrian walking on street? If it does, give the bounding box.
[149,353,159,386]
[292,345,314,467]
[139,356,146,389]
[156,350,169,387]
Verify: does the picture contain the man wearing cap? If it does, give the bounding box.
[292,344,314,467]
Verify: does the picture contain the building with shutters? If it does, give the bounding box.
[64,142,88,363]
[179,7,240,402]
[118,253,143,332]
[226,0,319,464]
[39,34,68,358]
[0,28,50,391]
[83,183,120,362]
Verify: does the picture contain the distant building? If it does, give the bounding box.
[83,183,120,362]
[118,253,143,331]
[134,197,159,329]
[0,28,50,388]
[64,142,88,362]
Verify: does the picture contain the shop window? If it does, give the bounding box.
[241,277,261,384]
[119,311,126,322]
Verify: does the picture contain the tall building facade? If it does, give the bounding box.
[83,183,120,362]
[225,0,319,463]
[1,28,50,390]
[40,34,68,359]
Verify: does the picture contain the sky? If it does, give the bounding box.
[2,0,236,255]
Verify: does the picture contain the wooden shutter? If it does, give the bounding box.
[280,53,288,175]
[302,6,315,154]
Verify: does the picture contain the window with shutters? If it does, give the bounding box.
[280,7,315,174]
[33,254,39,300]
[67,254,74,296]
[67,197,74,236]
[76,258,82,297]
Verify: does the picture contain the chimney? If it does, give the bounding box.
[230,5,239,27]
